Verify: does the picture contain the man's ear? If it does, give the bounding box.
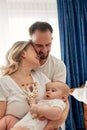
[62,95,68,102]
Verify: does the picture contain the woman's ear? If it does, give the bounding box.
[21,51,26,58]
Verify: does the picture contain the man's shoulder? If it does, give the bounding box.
[48,54,65,65]
[32,70,48,78]
[49,54,59,60]
[32,70,50,84]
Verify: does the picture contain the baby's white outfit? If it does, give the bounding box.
[14,99,66,130]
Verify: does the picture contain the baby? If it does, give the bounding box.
[10,81,69,130]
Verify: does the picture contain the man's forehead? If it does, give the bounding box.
[33,29,51,35]
[33,43,51,47]
[31,35,36,42]
[31,30,52,41]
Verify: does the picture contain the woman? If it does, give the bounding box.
[0,41,50,130]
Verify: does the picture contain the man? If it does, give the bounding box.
[28,21,69,130]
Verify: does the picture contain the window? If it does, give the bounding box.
[0,0,61,65]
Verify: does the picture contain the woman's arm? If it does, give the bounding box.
[0,101,7,119]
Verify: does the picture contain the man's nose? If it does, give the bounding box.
[41,47,47,53]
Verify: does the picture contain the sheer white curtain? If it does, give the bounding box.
[0,1,65,130]
[0,0,61,65]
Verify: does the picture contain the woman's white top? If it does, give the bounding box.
[0,71,50,119]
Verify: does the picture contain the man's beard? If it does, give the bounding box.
[39,53,49,60]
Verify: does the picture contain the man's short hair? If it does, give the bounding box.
[29,21,53,36]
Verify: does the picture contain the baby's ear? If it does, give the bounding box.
[62,95,68,102]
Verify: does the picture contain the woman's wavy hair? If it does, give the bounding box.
[0,41,32,75]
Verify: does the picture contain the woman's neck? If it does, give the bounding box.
[17,65,32,78]
[11,65,33,86]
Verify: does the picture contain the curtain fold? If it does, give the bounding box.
[57,0,87,129]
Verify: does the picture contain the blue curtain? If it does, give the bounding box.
[57,0,87,130]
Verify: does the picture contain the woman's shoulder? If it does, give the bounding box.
[0,75,10,92]
[0,75,11,85]
[32,70,47,77]
[0,75,8,81]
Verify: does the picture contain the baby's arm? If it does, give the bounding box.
[30,104,63,120]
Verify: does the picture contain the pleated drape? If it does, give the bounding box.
[57,0,87,129]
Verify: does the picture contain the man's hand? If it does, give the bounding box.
[43,120,59,130]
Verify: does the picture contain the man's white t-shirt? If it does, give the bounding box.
[35,54,66,130]
[35,54,66,82]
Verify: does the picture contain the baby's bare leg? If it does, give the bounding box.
[0,116,7,130]
[0,115,19,130]
[6,115,19,130]
[10,126,29,130]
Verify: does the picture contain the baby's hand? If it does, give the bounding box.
[30,104,38,114]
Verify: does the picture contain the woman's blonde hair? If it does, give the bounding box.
[0,41,32,75]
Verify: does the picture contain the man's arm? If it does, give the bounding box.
[30,104,63,120]
[43,100,69,130]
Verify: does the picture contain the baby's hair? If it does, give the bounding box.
[50,81,70,96]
